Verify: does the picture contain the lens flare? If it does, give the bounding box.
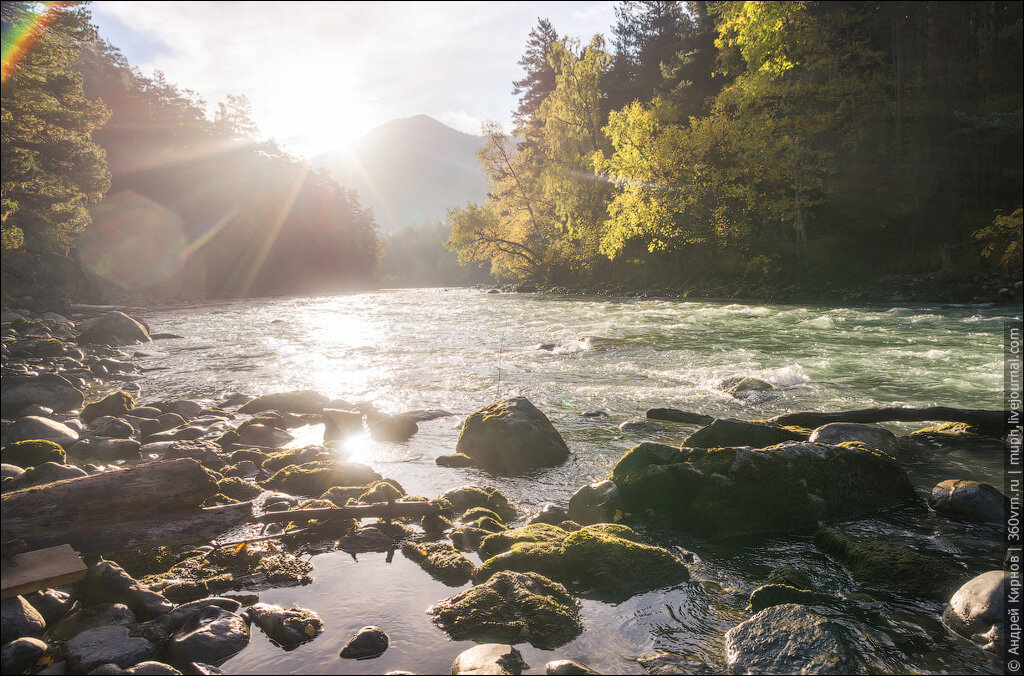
[1,2,68,84]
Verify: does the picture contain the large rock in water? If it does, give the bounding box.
[683,419,808,449]
[942,570,1006,651]
[453,644,528,675]
[724,604,861,674]
[808,423,899,456]
[1,374,84,416]
[78,311,151,345]
[455,397,570,473]
[927,480,1009,523]
[613,441,917,539]
[237,390,328,414]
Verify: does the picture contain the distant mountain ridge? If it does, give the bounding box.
[311,115,488,233]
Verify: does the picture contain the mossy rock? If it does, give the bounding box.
[319,486,369,506]
[908,422,984,437]
[455,397,570,473]
[610,442,683,484]
[229,449,270,465]
[1,439,66,468]
[437,485,517,522]
[217,477,262,501]
[428,570,582,649]
[436,453,475,468]
[146,545,314,602]
[421,513,453,534]
[261,446,332,472]
[682,419,808,449]
[450,526,490,551]
[203,493,241,507]
[401,541,474,585]
[358,480,405,504]
[749,584,835,612]
[814,527,966,599]
[261,460,381,496]
[81,391,134,423]
[461,507,504,525]
[615,441,917,539]
[479,523,567,559]
[477,523,690,602]
[283,498,359,536]
[106,546,176,579]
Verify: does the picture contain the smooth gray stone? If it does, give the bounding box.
[453,644,528,675]
[65,625,155,673]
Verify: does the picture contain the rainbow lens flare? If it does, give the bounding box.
[1,1,68,84]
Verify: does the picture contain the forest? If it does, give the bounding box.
[1,1,380,302]
[1,1,1022,303]
[447,1,1023,298]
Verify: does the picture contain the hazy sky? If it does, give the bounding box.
[90,1,618,158]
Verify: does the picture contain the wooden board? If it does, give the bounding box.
[1,544,87,599]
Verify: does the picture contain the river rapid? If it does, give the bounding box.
[132,288,1017,675]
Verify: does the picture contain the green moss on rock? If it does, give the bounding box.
[358,480,405,504]
[479,523,567,559]
[611,442,683,483]
[1,439,66,468]
[402,541,474,585]
[814,527,966,599]
[261,460,381,496]
[217,477,262,501]
[428,570,582,649]
[319,486,369,506]
[438,485,517,522]
[81,391,134,423]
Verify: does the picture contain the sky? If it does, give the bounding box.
[90,1,619,159]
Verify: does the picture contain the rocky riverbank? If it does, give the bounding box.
[0,304,1014,674]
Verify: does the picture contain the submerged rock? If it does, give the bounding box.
[927,480,1008,523]
[244,603,322,648]
[402,541,474,586]
[455,397,570,473]
[615,441,916,539]
[813,527,965,599]
[725,604,860,674]
[476,524,689,602]
[339,625,389,659]
[682,419,808,449]
[545,659,599,675]
[429,571,582,649]
[749,584,835,612]
[452,644,528,675]
[720,376,773,396]
[808,423,899,456]
[942,570,1006,651]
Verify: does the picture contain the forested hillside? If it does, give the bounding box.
[1,2,380,303]
[448,2,1023,300]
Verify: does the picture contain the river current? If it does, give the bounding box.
[132,288,1017,675]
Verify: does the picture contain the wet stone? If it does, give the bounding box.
[339,625,389,659]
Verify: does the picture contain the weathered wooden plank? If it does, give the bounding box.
[1,544,87,599]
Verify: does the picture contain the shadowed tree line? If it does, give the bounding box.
[447,1,1023,298]
[1,2,380,303]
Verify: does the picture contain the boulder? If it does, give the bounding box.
[455,397,570,472]
[88,416,137,440]
[0,637,48,674]
[942,570,1006,651]
[1,595,46,644]
[429,571,582,649]
[813,527,965,599]
[476,524,690,602]
[437,485,517,521]
[77,312,151,345]
[369,415,418,442]
[244,603,322,648]
[81,392,135,424]
[567,480,621,526]
[78,561,173,620]
[615,441,917,539]
[682,419,808,449]
[339,625,388,659]
[1,439,66,468]
[1,374,83,416]
[528,503,569,526]
[767,565,814,591]
[2,416,79,448]
[545,659,599,675]
[725,604,859,674]
[808,423,899,456]
[720,376,773,396]
[927,480,1009,523]
[453,644,529,675]
[64,625,156,673]
[50,603,135,642]
[164,606,249,667]
[401,541,474,586]
[321,408,363,441]
[237,391,328,415]
[3,462,87,491]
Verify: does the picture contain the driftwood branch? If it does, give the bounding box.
[769,407,1007,437]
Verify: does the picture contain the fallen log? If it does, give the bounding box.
[0,458,218,530]
[254,500,439,525]
[646,408,716,425]
[770,406,1008,438]
[2,502,254,555]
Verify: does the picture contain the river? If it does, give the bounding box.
[131,288,1016,674]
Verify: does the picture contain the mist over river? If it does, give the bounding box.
[131,289,1017,675]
